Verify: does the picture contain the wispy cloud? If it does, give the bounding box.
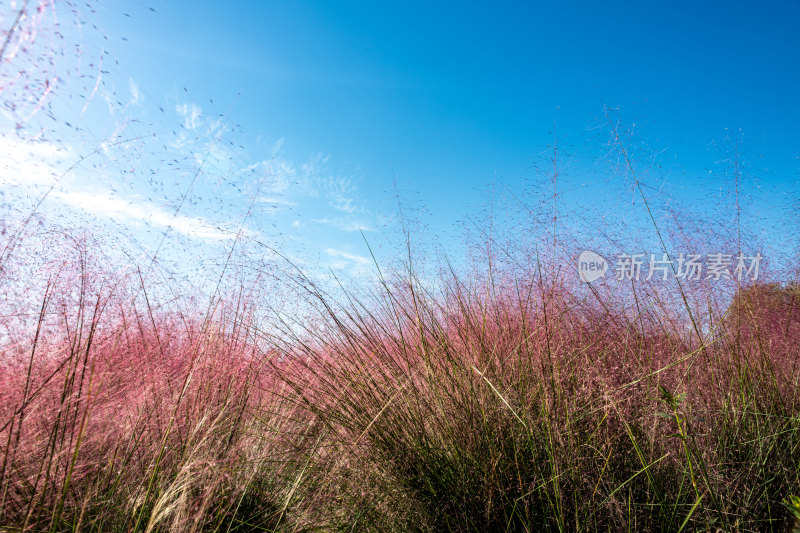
[0,137,73,188]
[325,248,371,270]
[257,196,296,207]
[0,135,246,244]
[175,102,202,131]
[128,78,143,106]
[53,189,244,242]
[322,175,357,213]
[2,105,382,283]
[312,217,372,232]
[243,147,368,223]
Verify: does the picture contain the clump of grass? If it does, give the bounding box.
[0,262,316,532]
[2,246,798,531]
[0,226,797,532]
[270,258,800,531]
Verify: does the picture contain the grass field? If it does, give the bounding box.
[0,239,798,532]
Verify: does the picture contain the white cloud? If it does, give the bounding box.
[240,149,363,219]
[323,248,375,278]
[271,138,285,156]
[0,137,74,188]
[52,189,242,242]
[300,153,330,191]
[340,221,372,231]
[128,78,142,106]
[312,217,372,232]
[270,159,296,193]
[0,136,244,243]
[175,102,202,130]
[325,248,371,266]
[241,157,297,197]
[323,175,357,213]
[257,195,296,207]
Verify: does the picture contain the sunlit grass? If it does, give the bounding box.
[0,241,797,531]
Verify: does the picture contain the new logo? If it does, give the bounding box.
[578,251,608,283]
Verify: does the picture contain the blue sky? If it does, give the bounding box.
[2,0,798,288]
